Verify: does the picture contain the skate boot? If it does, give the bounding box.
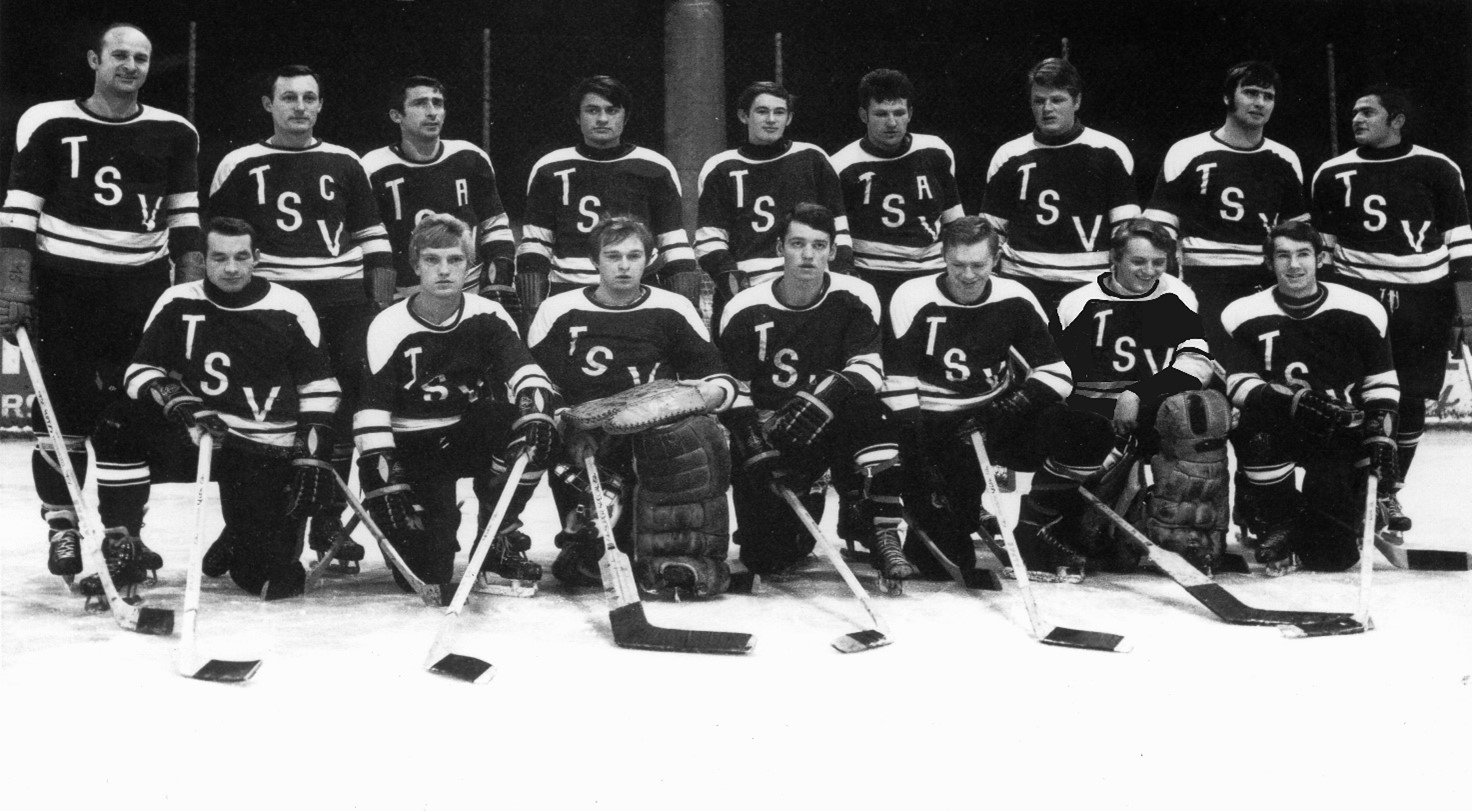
[1377,493,1412,533]
[1005,513,1086,584]
[478,525,542,582]
[262,561,306,601]
[308,513,363,574]
[202,529,232,578]
[78,527,151,610]
[551,513,605,588]
[869,521,915,594]
[44,508,83,581]
[1243,519,1299,577]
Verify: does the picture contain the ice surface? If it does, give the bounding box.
[2,437,1469,810]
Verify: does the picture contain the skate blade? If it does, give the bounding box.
[831,628,891,653]
[877,575,905,595]
[473,574,538,598]
[1281,615,1372,638]
[1002,566,1084,585]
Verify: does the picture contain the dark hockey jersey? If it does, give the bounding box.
[1310,142,1472,286]
[1,100,201,274]
[123,277,339,451]
[1219,282,1398,409]
[355,294,550,454]
[527,286,734,407]
[831,134,963,277]
[517,143,696,286]
[208,140,391,305]
[1145,131,1306,283]
[718,271,885,410]
[1056,273,1213,415]
[982,126,1139,283]
[883,274,1071,416]
[360,139,514,290]
[696,139,852,286]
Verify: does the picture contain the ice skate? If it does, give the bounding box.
[202,529,232,578]
[869,522,914,594]
[1243,519,1300,577]
[473,525,541,597]
[308,514,362,575]
[551,520,604,589]
[44,508,83,584]
[1003,513,1086,584]
[1377,493,1411,533]
[78,527,151,611]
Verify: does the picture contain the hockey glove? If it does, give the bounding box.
[1456,279,1472,351]
[508,386,559,467]
[726,407,783,482]
[286,422,337,519]
[0,247,35,341]
[1357,406,1398,487]
[662,269,706,308]
[516,270,549,324]
[981,378,1057,427]
[174,250,205,284]
[718,269,749,301]
[369,265,397,311]
[143,378,227,433]
[1254,384,1363,440]
[358,450,424,534]
[765,372,857,450]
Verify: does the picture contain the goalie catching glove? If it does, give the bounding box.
[358,450,424,534]
[765,372,856,450]
[565,378,709,434]
[507,386,559,466]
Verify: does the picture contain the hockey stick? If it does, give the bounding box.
[332,471,451,608]
[774,485,892,652]
[586,454,754,654]
[903,511,1001,591]
[16,327,174,636]
[423,452,531,683]
[1282,474,1376,638]
[969,432,1130,652]
[178,438,262,681]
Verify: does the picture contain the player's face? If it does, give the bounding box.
[579,93,626,149]
[740,93,791,146]
[415,245,471,301]
[943,240,998,302]
[1112,237,1169,295]
[205,233,257,294]
[595,235,648,299]
[1228,83,1276,129]
[1352,95,1400,148]
[1030,85,1078,136]
[778,221,836,284]
[860,99,910,150]
[1270,236,1322,297]
[395,85,445,142]
[264,75,322,139]
[89,26,151,97]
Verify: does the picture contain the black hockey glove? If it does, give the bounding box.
[507,386,559,467]
[981,378,1056,427]
[143,378,228,435]
[1,248,34,342]
[515,270,549,327]
[1356,406,1398,488]
[662,269,706,308]
[359,450,424,534]
[727,407,783,482]
[717,269,749,302]
[286,421,337,519]
[1252,384,1363,441]
[765,372,856,450]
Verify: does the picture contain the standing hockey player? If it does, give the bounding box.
[1310,85,1471,532]
[982,58,1140,330]
[831,69,964,336]
[1218,220,1398,572]
[696,81,852,324]
[354,214,556,588]
[361,76,517,308]
[96,217,341,600]
[720,203,913,581]
[1146,61,1307,351]
[527,216,735,596]
[516,76,701,316]
[209,64,393,569]
[884,215,1112,580]
[1,22,202,583]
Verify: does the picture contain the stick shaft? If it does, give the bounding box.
[775,486,889,635]
[969,431,1049,636]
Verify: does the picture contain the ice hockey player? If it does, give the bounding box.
[1056,218,1225,572]
[1310,84,1471,534]
[718,202,912,582]
[527,216,735,596]
[696,81,853,325]
[1218,220,1399,573]
[516,76,702,317]
[982,58,1140,331]
[1,22,202,584]
[1145,61,1307,352]
[831,69,964,337]
[361,75,518,312]
[208,64,394,570]
[884,215,1112,581]
[354,213,556,589]
[93,216,341,600]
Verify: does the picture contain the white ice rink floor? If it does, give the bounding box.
[2,435,1469,810]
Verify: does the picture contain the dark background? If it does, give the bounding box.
[2,0,1470,221]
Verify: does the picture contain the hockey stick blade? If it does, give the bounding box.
[1374,534,1472,571]
[832,629,892,653]
[1281,615,1372,638]
[180,654,264,683]
[427,652,496,684]
[1286,472,1378,638]
[1042,627,1131,651]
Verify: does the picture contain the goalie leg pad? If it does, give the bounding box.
[1146,390,1230,570]
[631,415,731,597]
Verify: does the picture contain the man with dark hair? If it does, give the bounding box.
[1146,60,1307,352]
[1218,220,1398,573]
[1309,84,1471,532]
[720,203,913,582]
[983,58,1140,331]
[831,68,963,336]
[361,76,517,311]
[1,22,203,583]
[697,81,852,324]
[517,75,700,319]
[209,63,394,568]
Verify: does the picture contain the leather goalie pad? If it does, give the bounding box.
[631,415,731,597]
[1145,389,1230,569]
[1075,447,1147,573]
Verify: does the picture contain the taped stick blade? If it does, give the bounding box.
[831,628,891,653]
[1281,616,1372,638]
[1041,626,1132,653]
[609,603,754,654]
[428,652,496,683]
[187,657,263,683]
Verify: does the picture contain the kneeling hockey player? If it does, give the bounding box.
[720,203,911,580]
[94,217,341,600]
[1218,220,1398,573]
[527,216,736,596]
[354,213,557,589]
